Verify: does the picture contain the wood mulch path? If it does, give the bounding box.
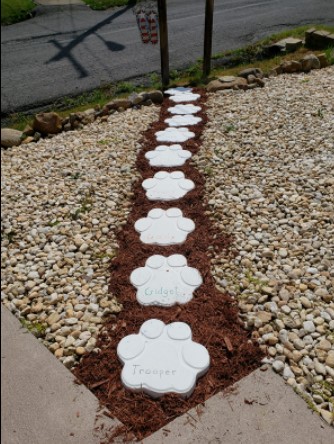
[74,89,263,442]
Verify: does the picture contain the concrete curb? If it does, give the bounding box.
[144,369,332,444]
[1,305,120,444]
[2,305,332,443]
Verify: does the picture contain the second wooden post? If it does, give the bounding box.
[157,0,170,87]
[203,0,214,78]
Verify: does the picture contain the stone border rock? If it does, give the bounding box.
[1,90,163,149]
[207,52,330,93]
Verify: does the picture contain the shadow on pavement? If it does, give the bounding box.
[46,3,132,78]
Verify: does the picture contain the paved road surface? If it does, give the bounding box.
[1,0,333,113]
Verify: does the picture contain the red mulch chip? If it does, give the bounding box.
[74,89,264,442]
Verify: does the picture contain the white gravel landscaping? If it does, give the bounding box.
[1,106,159,367]
[195,66,334,425]
[1,65,333,425]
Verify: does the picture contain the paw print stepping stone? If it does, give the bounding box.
[169,93,200,103]
[117,319,210,398]
[135,208,195,246]
[142,171,195,201]
[130,254,202,306]
[168,104,202,115]
[164,87,193,95]
[145,144,192,167]
[156,127,195,143]
[165,115,202,127]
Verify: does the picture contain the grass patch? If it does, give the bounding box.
[1,0,36,25]
[325,46,334,65]
[82,0,134,10]
[260,25,334,46]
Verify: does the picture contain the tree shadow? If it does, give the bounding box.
[46,3,132,78]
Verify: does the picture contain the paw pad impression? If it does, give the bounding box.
[117,319,210,397]
[142,171,195,201]
[130,254,202,306]
[134,208,195,246]
[155,127,195,143]
[145,144,192,167]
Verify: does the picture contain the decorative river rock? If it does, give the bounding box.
[134,208,195,246]
[117,319,210,398]
[145,144,192,167]
[142,171,195,201]
[130,254,202,306]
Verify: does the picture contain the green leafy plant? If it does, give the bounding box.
[69,190,95,220]
[204,167,214,177]
[324,46,334,65]
[20,319,46,338]
[70,172,82,180]
[48,220,61,227]
[1,230,17,244]
[224,124,237,133]
[116,81,135,94]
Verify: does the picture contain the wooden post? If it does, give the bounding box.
[157,0,169,87]
[203,0,214,78]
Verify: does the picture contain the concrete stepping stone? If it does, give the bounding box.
[168,104,202,115]
[135,208,195,246]
[165,115,202,127]
[164,87,193,95]
[145,144,192,167]
[117,319,210,398]
[156,127,195,143]
[142,171,195,201]
[130,254,202,306]
[169,93,200,103]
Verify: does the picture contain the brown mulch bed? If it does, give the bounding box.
[74,89,264,442]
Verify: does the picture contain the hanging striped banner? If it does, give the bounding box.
[147,9,159,45]
[134,4,159,45]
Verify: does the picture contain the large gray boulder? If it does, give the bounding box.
[1,128,23,148]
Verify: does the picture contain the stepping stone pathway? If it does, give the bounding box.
[145,144,192,167]
[130,254,202,306]
[142,171,195,201]
[75,85,262,439]
[123,87,208,395]
[117,319,210,398]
